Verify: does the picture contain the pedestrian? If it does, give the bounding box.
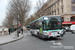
[8,28,11,35]
[21,28,23,34]
[18,28,21,33]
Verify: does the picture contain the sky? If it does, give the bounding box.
[0,0,9,26]
[30,0,38,15]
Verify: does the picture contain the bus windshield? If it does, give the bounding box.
[43,16,62,30]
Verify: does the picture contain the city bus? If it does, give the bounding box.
[29,15,65,39]
[25,25,30,30]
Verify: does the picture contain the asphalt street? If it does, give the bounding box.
[0,30,75,50]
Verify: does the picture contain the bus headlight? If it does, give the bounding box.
[59,31,63,34]
[43,32,48,35]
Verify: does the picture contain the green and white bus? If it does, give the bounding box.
[29,15,65,39]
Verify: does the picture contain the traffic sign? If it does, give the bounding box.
[19,23,21,26]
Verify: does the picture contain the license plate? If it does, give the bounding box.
[49,32,57,35]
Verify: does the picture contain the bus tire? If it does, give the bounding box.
[71,30,75,34]
[41,35,45,40]
[31,34,34,36]
[63,31,65,35]
[61,34,64,37]
[37,32,40,38]
[31,31,33,36]
[41,37,44,39]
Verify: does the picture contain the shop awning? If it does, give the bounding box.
[62,21,75,24]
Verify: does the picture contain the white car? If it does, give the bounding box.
[70,25,75,33]
[4,28,8,32]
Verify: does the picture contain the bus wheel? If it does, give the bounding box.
[61,34,64,37]
[37,33,40,38]
[41,35,45,40]
[63,31,65,35]
[31,31,33,36]
[42,38,45,40]
[71,31,75,34]
[31,34,34,36]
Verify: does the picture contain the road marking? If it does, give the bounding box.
[25,33,27,35]
[24,33,31,35]
[28,33,31,35]
[47,40,56,43]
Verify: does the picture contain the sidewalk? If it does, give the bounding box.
[0,31,24,45]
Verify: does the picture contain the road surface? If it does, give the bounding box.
[0,30,75,50]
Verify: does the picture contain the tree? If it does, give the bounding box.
[35,0,45,10]
[3,13,14,27]
[24,15,36,26]
[3,0,30,27]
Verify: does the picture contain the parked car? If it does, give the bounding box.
[4,28,8,32]
[64,26,70,31]
[62,26,70,32]
[62,27,66,31]
[70,25,75,33]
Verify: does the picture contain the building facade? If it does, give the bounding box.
[35,0,75,22]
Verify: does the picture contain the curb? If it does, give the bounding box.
[0,35,24,46]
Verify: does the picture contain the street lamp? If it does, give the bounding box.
[17,15,19,37]
[17,7,19,37]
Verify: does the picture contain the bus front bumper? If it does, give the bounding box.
[42,34,61,38]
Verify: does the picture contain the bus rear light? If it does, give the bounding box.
[49,33,51,35]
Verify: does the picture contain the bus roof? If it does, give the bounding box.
[29,15,61,24]
[29,17,43,24]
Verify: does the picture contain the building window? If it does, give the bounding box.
[62,8,63,13]
[58,9,59,14]
[55,11,56,15]
[58,2,59,6]
[71,16,75,21]
[72,6,75,11]
[62,17,64,22]
[52,11,53,15]
[52,0,53,3]
[61,0,63,4]
[72,0,75,4]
